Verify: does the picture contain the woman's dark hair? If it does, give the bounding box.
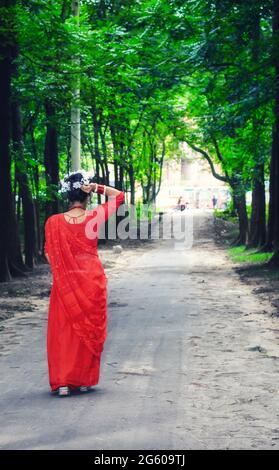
[64,172,95,203]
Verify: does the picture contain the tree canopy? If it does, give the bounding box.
[1,0,279,281]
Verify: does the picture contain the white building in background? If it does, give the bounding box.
[156,143,231,210]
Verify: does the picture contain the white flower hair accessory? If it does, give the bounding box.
[58,169,94,194]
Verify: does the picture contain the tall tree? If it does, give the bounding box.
[0,0,25,281]
[268,0,279,264]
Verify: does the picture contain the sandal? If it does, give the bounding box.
[58,386,71,397]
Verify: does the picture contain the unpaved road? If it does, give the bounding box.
[0,211,279,450]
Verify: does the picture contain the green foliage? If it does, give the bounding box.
[136,200,154,221]
[214,208,237,224]
[9,0,277,216]
[229,245,273,264]
[12,0,195,207]
[178,0,273,192]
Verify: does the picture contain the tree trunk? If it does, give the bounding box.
[248,162,266,248]
[0,47,13,280]
[110,124,119,187]
[44,100,59,219]
[232,185,249,245]
[30,123,41,258]
[119,142,125,190]
[129,167,135,205]
[0,0,25,281]
[11,102,36,269]
[268,0,279,264]
[248,10,266,249]
[265,131,276,251]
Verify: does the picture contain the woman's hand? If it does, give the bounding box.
[81,182,123,199]
[81,183,96,194]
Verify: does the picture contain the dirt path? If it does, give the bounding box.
[0,211,279,449]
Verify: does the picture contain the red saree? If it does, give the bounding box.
[44,192,125,391]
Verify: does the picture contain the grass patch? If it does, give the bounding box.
[214,208,238,224]
[229,245,273,264]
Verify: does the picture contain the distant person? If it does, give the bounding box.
[177,196,186,211]
[212,195,218,209]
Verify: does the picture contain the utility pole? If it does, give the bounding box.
[71,0,80,170]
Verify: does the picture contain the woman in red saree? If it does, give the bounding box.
[44,171,125,396]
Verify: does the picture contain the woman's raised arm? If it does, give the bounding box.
[81,183,125,223]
